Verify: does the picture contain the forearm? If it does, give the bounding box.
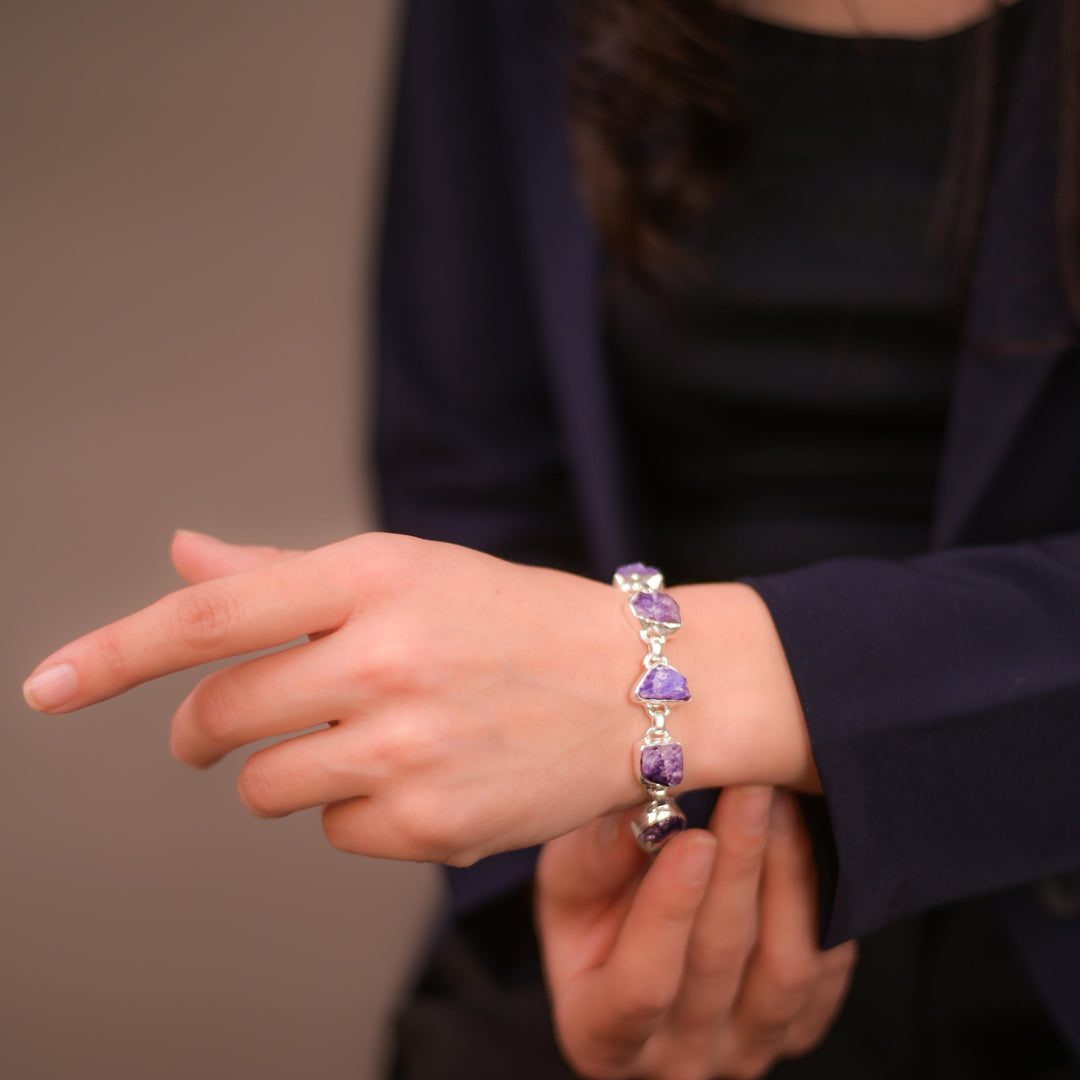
[665,582,821,796]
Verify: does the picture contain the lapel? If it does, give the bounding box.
[932,0,1076,546]
[491,1,631,574]
[494,0,1076,567]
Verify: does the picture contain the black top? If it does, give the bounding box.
[609,5,1025,583]
[607,2,1073,1075]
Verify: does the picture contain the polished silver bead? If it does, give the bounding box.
[630,799,687,854]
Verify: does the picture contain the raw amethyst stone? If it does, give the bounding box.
[616,562,659,578]
[640,816,686,846]
[635,664,691,702]
[641,743,684,786]
[631,591,681,627]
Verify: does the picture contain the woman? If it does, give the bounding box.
[22,0,1080,1075]
[377,0,1079,1075]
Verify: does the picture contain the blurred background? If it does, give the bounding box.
[0,2,445,1077]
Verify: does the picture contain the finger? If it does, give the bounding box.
[536,808,647,913]
[22,542,357,714]
[782,940,858,1058]
[666,785,773,1035]
[730,790,822,1058]
[235,721,374,817]
[536,808,649,1001]
[169,634,356,768]
[581,831,717,1058]
[171,529,304,585]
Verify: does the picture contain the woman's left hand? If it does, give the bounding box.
[22,530,814,864]
[536,787,858,1080]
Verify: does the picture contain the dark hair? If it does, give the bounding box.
[568,0,1080,323]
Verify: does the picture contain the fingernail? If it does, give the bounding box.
[23,662,78,711]
[679,834,716,887]
[739,786,773,834]
[599,810,624,848]
[174,528,217,542]
[770,791,798,837]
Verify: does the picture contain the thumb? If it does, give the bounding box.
[536,807,647,913]
[170,528,305,585]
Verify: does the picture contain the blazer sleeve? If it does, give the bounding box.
[741,532,1080,949]
[374,0,588,573]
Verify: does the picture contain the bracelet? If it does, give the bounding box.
[613,562,690,853]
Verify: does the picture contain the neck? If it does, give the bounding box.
[721,0,1016,39]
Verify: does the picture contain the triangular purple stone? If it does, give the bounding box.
[635,664,691,702]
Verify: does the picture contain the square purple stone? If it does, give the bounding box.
[630,591,681,627]
[641,743,684,786]
[635,664,691,702]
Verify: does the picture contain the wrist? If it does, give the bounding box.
[665,582,821,794]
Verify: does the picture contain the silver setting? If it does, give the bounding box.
[639,737,685,790]
[641,725,673,747]
[629,798,687,855]
[641,631,667,658]
[644,702,670,730]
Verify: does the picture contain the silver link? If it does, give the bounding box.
[645,701,669,721]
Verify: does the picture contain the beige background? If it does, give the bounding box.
[0,2,446,1078]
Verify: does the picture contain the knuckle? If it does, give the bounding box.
[757,943,818,1000]
[769,961,818,1000]
[189,676,236,744]
[718,832,768,877]
[356,640,412,694]
[610,986,668,1030]
[684,940,750,981]
[368,723,415,776]
[321,803,360,853]
[176,585,236,651]
[396,801,456,862]
[379,715,449,773]
[348,531,416,580]
[95,628,130,683]
[237,757,280,818]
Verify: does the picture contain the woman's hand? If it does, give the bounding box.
[22,529,816,864]
[536,787,857,1080]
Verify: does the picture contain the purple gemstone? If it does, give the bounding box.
[635,664,691,702]
[630,591,681,626]
[641,743,684,786]
[616,562,659,578]
[640,816,686,846]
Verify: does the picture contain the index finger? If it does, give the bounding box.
[666,785,772,1035]
[22,545,355,713]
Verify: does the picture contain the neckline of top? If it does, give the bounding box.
[727,0,1034,52]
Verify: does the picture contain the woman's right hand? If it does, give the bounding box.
[535,787,858,1080]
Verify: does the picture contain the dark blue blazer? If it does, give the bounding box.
[375,0,1080,1055]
